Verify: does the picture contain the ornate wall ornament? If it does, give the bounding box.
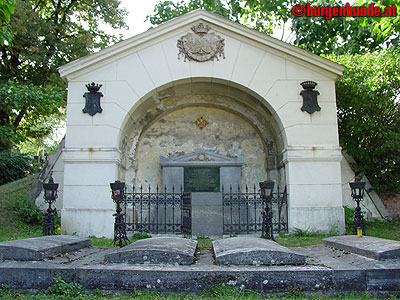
[300,81,321,114]
[177,22,225,62]
[194,116,209,130]
[83,82,103,116]
[188,152,215,162]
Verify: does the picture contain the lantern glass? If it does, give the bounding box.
[110,181,125,199]
[349,181,366,199]
[43,182,59,200]
[259,181,275,198]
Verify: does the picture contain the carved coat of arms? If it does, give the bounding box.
[300,81,321,114]
[83,82,103,116]
[177,22,225,62]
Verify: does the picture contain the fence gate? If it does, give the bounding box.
[123,185,191,236]
[222,185,288,235]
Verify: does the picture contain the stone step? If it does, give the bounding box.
[323,235,400,260]
[0,235,91,261]
[212,237,306,265]
[105,237,197,265]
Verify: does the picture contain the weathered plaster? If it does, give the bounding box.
[126,103,273,189]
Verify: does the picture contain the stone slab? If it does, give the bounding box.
[213,237,306,265]
[105,237,197,265]
[322,235,400,260]
[0,235,91,261]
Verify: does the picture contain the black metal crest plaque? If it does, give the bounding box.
[300,81,321,114]
[83,82,103,116]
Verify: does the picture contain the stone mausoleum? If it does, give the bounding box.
[44,9,388,238]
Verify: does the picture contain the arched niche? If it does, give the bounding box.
[118,80,286,190]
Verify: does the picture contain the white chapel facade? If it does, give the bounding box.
[56,10,351,238]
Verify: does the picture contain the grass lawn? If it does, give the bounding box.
[0,175,43,242]
[1,284,400,300]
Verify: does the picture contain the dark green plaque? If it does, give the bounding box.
[184,167,220,192]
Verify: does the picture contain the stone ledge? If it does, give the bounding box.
[105,237,197,265]
[2,264,400,294]
[322,235,400,260]
[213,237,306,265]
[0,235,91,261]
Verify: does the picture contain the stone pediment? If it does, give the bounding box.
[160,151,244,167]
[58,10,344,81]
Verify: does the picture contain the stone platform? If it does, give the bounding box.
[213,237,306,265]
[0,235,400,294]
[105,237,197,265]
[0,235,91,261]
[323,235,400,260]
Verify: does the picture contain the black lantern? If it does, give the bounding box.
[349,176,366,236]
[350,181,366,200]
[110,180,130,247]
[42,173,59,235]
[259,180,275,240]
[110,180,125,200]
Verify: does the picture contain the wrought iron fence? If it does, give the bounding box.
[123,185,190,235]
[222,185,288,235]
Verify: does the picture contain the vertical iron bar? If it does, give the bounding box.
[222,185,225,234]
[140,185,143,232]
[148,185,151,232]
[166,185,171,234]
[284,187,288,232]
[172,186,175,233]
[254,184,257,233]
[181,185,184,234]
[230,185,233,234]
[277,185,281,233]
[246,185,249,234]
[238,184,241,234]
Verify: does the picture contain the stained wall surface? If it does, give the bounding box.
[129,102,270,188]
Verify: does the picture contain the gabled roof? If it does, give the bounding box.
[58,9,344,80]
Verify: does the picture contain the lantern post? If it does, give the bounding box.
[260,180,275,240]
[349,176,366,236]
[110,180,130,247]
[42,173,59,235]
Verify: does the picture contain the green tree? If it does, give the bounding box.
[148,0,244,27]
[0,81,64,150]
[146,0,294,35]
[0,0,128,86]
[357,0,400,48]
[290,1,382,55]
[291,0,399,55]
[327,50,400,192]
[0,0,128,151]
[0,0,15,45]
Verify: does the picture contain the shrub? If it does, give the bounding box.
[327,50,400,193]
[47,277,82,297]
[9,197,43,225]
[0,150,33,185]
[131,232,152,240]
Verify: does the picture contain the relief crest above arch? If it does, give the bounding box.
[177,22,225,62]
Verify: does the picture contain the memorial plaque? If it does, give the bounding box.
[184,167,220,192]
